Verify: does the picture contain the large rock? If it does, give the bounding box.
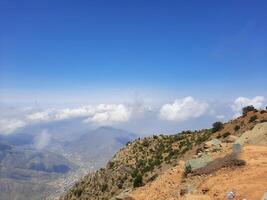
[235,122,267,145]
[204,139,222,152]
[224,135,238,143]
[185,155,213,171]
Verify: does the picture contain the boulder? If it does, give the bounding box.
[204,139,222,152]
[185,154,213,171]
[224,135,238,143]
[235,122,267,145]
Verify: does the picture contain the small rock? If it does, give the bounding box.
[201,187,209,194]
[227,191,235,199]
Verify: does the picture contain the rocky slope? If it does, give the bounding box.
[61,108,267,200]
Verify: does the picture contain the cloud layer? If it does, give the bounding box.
[231,96,266,117]
[0,96,266,135]
[159,96,209,122]
[0,119,26,135]
[0,104,134,135]
[27,104,132,125]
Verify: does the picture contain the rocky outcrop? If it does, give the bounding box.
[235,122,267,145]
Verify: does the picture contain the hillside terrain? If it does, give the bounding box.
[62,108,267,200]
[0,126,135,200]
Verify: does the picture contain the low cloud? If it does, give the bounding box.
[27,104,132,124]
[0,118,26,135]
[34,130,51,150]
[0,104,134,135]
[159,96,209,122]
[83,104,132,125]
[231,96,265,117]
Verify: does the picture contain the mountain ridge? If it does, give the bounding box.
[61,108,267,200]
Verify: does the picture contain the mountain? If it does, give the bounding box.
[0,139,76,200]
[0,126,136,200]
[61,109,267,200]
[63,126,137,169]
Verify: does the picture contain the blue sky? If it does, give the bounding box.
[0,1,267,135]
[1,0,267,104]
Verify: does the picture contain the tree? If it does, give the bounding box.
[212,122,223,133]
[242,105,256,115]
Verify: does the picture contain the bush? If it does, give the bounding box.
[234,125,240,131]
[242,105,256,115]
[249,115,257,123]
[222,132,230,138]
[101,184,108,192]
[74,188,83,197]
[133,174,143,188]
[184,165,192,176]
[212,122,223,133]
[142,139,149,147]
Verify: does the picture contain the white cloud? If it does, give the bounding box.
[159,96,209,122]
[83,104,132,125]
[0,118,26,135]
[34,130,51,150]
[231,96,265,117]
[27,104,132,125]
[0,104,134,135]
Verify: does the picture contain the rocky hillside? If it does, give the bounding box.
[61,108,267,200]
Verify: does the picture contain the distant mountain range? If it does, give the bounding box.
[0,126,137,200]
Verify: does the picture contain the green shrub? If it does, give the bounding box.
[133,174,143,188]
[212,122,223,133]
[74,188,83,197]
[101,184,108,192]
[184,165,192,176]
[222,132,230,138]
[249,115,257,123]
[234,125,240,131]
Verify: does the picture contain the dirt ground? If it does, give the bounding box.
[129,145,267,200]
[129,161,185,200]
[184,145,267,200]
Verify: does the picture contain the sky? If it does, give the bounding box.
[0,0,267,135]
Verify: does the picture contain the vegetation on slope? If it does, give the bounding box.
[62,107,267,200]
